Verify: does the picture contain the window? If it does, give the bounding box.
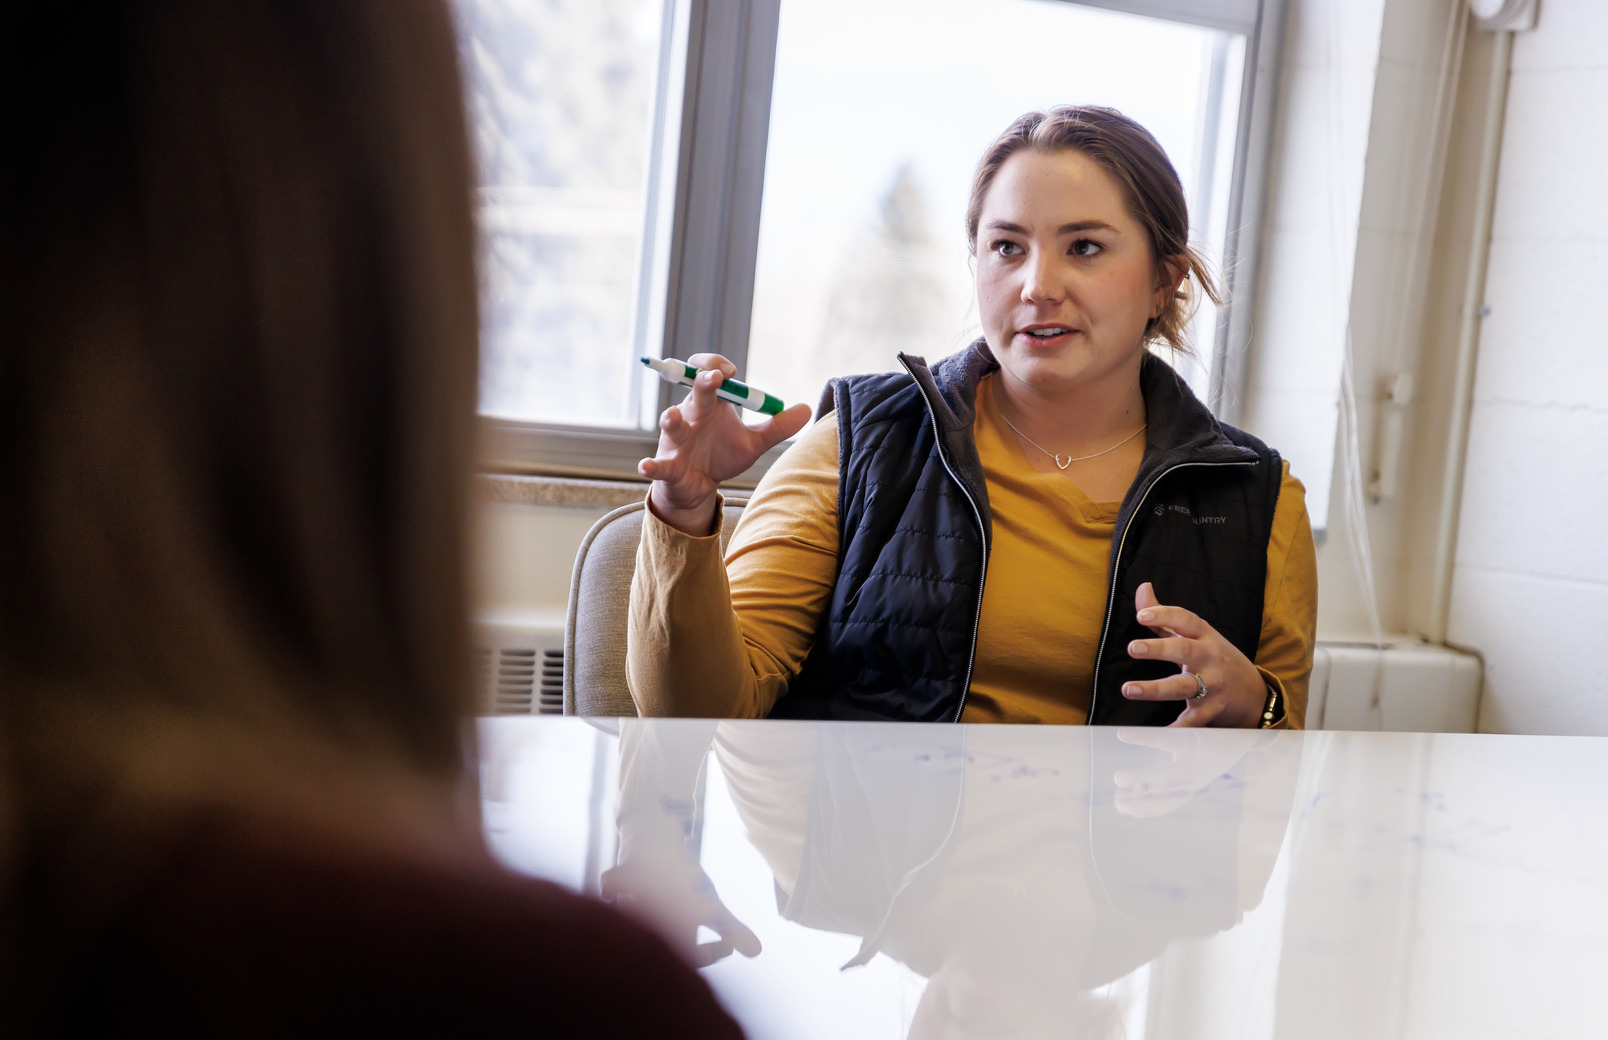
[456,0,674,429]
[749,0,1246,412]
[459,0,1283,479]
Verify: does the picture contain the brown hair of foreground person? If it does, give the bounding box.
[0,3,740,1035]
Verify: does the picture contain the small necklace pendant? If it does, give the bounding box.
[996,403,1147,471]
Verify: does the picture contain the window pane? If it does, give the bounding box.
[747,0,1244,417]
[455,0,670,426]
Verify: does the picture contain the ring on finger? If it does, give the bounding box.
[1190,672,1209,700]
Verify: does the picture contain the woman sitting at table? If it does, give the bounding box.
[0,2,739,1033]
[630,105,1316,728]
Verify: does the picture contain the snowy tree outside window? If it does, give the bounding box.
[455,0,666,426]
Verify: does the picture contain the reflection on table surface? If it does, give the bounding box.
[480,718,1608,1039]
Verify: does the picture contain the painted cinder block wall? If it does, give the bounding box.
[1447,0,1608,735]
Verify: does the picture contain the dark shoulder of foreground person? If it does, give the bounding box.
[55,810,745,1038]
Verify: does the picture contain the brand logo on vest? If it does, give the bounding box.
[1154,503,1228,525]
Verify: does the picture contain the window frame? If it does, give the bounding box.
[477,0,1286,479]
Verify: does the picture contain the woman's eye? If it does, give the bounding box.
[991,240,1021,257]
[1070,238,1102,258]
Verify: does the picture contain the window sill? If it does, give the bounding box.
[475,473,754,509]
[477,416,784,487]
[475,473,649,510]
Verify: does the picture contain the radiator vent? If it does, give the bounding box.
[473,614,565,716]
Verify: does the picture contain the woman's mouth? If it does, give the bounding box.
[1016,325,1077,345]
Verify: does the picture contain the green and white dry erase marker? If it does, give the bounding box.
[640,357,786,416]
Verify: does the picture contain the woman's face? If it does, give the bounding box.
[974,148,1172,398]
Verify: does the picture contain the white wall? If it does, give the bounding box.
[1244,0,1608,733]
[1241,0,1382,544]
[1447,0,1608,735]
[1244,0,1466,642]
[473,488,627,623]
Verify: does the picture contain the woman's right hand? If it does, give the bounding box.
[638,353,811,535]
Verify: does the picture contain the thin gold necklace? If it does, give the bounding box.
[997,406,1146,471]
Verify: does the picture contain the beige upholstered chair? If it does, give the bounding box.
[563,498,747,716]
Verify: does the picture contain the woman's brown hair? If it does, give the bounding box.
[965,105,1221,354]
[0,0,480,778]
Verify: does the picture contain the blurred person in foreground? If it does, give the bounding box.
[0,3,741,1035]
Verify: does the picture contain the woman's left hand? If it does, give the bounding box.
[1120,581,1267,728]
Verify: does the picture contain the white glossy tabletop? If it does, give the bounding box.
[479,717,1608,1039]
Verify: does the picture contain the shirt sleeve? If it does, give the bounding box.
[626,414,842,718]
[1253,460,1319,728]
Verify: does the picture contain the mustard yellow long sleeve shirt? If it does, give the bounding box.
[627,373,1318,726]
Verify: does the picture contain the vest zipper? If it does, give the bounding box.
[899,357,988,724]
[1088,459,1256,723]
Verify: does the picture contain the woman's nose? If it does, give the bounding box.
[1020,252,1065,305]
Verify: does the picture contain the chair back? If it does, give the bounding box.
[563,499,746,715]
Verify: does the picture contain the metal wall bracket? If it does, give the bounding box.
[1471,0,1538,33]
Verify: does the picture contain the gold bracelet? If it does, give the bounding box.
[1259,684,1282,729]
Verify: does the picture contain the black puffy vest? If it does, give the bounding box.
[769,341,1283,725]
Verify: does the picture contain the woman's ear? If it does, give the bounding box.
[1169,254,1190,291]
[1162,254,1189,293]
[1153,255,1189,315]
